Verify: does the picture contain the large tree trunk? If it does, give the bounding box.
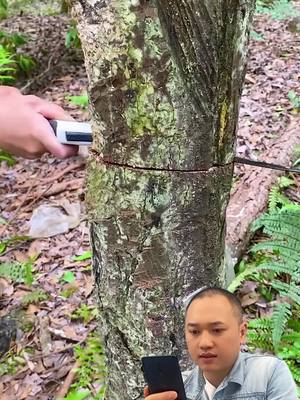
[71,1,255,398]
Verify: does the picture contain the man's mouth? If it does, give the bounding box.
[199,353,217,359]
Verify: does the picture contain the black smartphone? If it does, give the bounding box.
[141,355,187,400]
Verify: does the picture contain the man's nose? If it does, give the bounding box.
[198,331,213,349]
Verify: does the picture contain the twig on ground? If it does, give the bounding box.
[55,360,80,399]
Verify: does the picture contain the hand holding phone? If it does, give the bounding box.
[142,356,187,400]
[144,386,178,400]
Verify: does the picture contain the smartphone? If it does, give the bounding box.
[141,355,187,400]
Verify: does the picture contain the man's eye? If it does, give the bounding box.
[189,329,199,335]
[212,328,224,334]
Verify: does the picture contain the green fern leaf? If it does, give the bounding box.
[248,318,272,330]
[252,241,299,263]
[227,264,258,292]
[272,302,291,348]
[256,262,300,277]
[271,281,300,305]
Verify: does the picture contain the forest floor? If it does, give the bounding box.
[0,2,300,399]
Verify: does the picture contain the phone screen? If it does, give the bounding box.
[142,355,187,400]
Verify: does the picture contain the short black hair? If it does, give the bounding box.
[185,286,243,323]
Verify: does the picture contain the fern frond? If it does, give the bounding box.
[268,186,281,212]
[282,332,300,341]
[21,290,48,306]
[278,177,295,189]
[248,318,272,330]
[247,330,273,351]
[256,262,300,277]
[253,207,300,235]
[271,281,300,305]
[252,242,299,263]
[271,302,291,347]
[268,186,291,212]
[227,264,258,292]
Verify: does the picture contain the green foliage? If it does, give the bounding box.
[0,44,16,83]
[0,0,8,20]
[71,333,106,398]
[21,289,48,306]
[268,176,294,212]
[60,286,78,298]
[230,201,300,385]
[60,271,76,283]
[256,0,300,20]
[65,22,81,49]
[0,257,35,285]
[248,315,300,384]
[0,149,15,166]
[0,30,36,81]
[67,92,89,109]
[0,235,31,255]
[71,304,99,325]
[7,0,62,16]
[72,251,92,261]
[228,261,258,292]
[0,349,26,377]
[288,90,300,116]
[62,391,91,400]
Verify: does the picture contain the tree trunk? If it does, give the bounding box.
[71,1,255,398]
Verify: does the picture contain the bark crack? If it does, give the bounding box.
[91,149,232,173]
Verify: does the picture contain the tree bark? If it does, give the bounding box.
[71,1,255,398]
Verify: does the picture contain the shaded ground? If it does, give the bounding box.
[0,5,300,399]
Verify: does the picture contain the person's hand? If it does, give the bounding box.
[143,386,177,400]
[0,86,79,159]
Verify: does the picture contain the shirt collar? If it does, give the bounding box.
[184,352,245,399]
[224,352,244,386]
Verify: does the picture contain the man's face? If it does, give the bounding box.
[185,294,247,386]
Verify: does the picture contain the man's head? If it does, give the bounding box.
[184,287,247,387]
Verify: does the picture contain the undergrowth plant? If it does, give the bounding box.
[256,0,300,20]
[70,332,106,399]
[228,179,300,387]
[0,235,31,255]
[0,30,36,81]
[268,176,294,212]
[0,0,7,20]
[67,92,89,109]
[247,316,300,389]
[65,21,81,49]
[7,0,61,16]
[0,257,36,285]
[21,289,48,306]
[0,149,15,165]
[0,348,27,377]
[288,90,300,114]
[0,44,15,83]
[71,304,99,325]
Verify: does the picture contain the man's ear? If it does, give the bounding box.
[240,320,248,344]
